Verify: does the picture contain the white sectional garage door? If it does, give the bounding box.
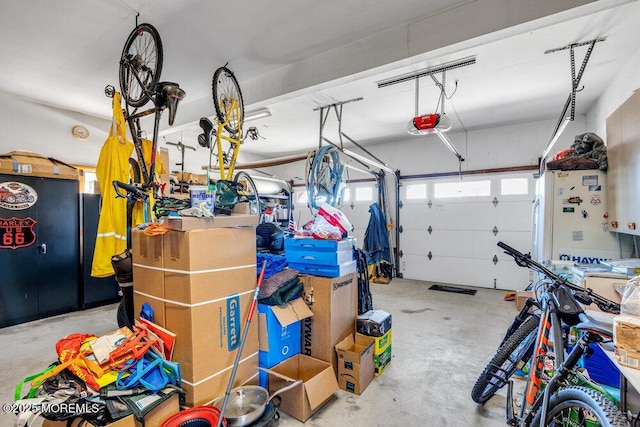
[399,172,534,290]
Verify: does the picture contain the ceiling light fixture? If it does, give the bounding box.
[244,107,271,122]
[342,149,395,174]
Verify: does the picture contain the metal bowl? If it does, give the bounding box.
[212,386,269,427]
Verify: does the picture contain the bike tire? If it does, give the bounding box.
[119,23,163,108]
[471,314,539,404]
[531,386,630,426]
[233,171,261,216]
[212,67,244,135]
[129,158,142,184]
[116,299,133,331]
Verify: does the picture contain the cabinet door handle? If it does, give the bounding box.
[39,243,47,254]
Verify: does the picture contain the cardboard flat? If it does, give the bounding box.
[0,150,78,180]
[300,273,357,375]
[335,334,375,395]
[266,354,338,422]
[163,214,258,231]
[258,299,313,368]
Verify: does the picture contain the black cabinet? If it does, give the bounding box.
[80,193,119,308]
[0,175,80,327]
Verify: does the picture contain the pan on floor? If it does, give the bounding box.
[212,380,301,427]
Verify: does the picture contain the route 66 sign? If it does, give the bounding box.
[0,217,37,249]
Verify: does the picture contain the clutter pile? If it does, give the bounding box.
[12,199,394,426]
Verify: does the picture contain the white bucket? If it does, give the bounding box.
[189,185,216,213]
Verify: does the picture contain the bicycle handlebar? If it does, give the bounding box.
[497,241,621,314]
[112,180,149,201]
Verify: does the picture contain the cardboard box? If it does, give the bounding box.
[163,227,258,399]
[162,214,258,231]
[181,353,259,407]
[0,151,78,180]
[335,334,375,395]
[582,277,625,312]
[42,391,179,427]
[515,291,534,311]
[258,298,313,368]
[266,354,339,422]
[615,315,640,370]
[358,329,392,376]
[132,230,166,327]
[300,273,358,375]
[356,309,392,337]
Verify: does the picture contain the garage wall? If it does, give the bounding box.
[585,45,640,138]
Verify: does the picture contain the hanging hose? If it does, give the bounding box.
[306,145,344,210]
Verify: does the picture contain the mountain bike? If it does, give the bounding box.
[107,22,185,328]
[472,241,629,426]
[197,66,261,216]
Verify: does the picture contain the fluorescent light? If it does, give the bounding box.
[244,107,271,122]
[542,118,570,159]
[435,130,464,161]
[342,149,395,174]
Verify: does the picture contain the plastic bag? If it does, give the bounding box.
[620,275,640,317]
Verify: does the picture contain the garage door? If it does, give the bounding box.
[399,172,533,290]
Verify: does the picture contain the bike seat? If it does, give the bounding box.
[576,317,613,338]
[156,81,186,126]
[198,117,215,148]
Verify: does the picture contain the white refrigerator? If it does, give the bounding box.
[532,170,619,265]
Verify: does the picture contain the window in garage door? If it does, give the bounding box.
[399,172,533,290]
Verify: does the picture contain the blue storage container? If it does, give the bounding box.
[289,259,357,278]
[284,237,354,253]
[581,343,621,388]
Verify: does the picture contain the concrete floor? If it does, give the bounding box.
[0,278,523,426]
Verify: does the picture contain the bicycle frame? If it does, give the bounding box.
[212,98,243,180]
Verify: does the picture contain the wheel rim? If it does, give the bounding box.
[547,400,606,426]
[213,68,244,134]
[481,330,535,397]
[120,24,162,107]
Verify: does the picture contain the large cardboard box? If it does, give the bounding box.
[614,315,640,370]
[335,334,375,395]
[132,230,166,327]
[515,291,534,311]
[300,273,358,375]
[160,227,258,406]
[266,354,339,422]
[0,151,78,180]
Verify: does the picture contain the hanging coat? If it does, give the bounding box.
[363,202,392,266]
[91,92,133,278]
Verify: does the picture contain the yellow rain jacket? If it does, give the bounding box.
[91,93,133,278]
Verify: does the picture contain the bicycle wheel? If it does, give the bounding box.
[471,314,540,404]
[233,171,261,216]
[212,67,244,135]
[129,158,142,184]
[532,386,630,426]
[119,23,163,108]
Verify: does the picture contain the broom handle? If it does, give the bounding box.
[216,260,268,427]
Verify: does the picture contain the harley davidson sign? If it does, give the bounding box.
[0,217,37,249]
[0,181,38,210]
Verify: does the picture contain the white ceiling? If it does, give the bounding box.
[1,0,640,170]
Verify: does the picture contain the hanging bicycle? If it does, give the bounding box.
[198,66,261,217]
[108,21,186,329]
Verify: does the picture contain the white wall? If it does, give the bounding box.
[0,92,111,166]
